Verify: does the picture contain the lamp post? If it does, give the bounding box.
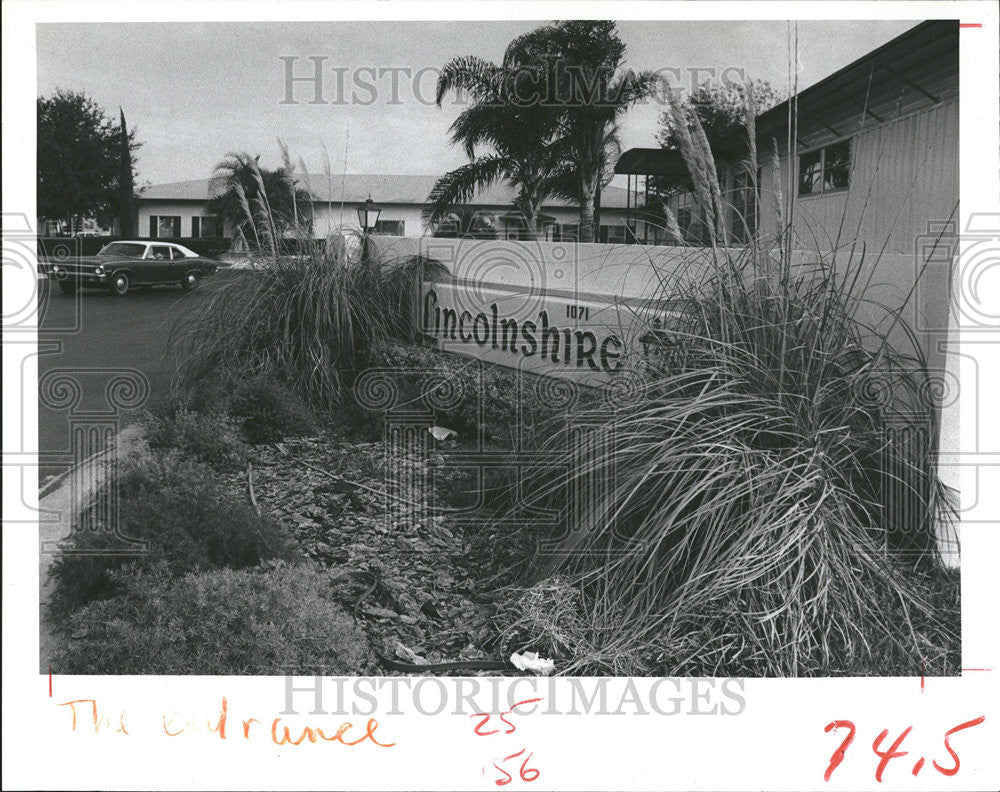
[357,195,381,261]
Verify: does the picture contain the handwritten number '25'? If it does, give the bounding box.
[471,698,543,737]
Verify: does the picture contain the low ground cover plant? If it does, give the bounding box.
[143,406,249,469]
[49,449,299,618]
[229,376,315,443]
[52,561,368,674]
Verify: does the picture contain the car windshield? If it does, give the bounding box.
[97,243,147,258]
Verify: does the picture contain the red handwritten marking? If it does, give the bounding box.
[961,667,993,671]
[58,699,98,732]
[208,697,227,739]
[48,666,53,697]
[471,713,501,737]
[472,698,544,737]
[493,760,513,786]
[270,717,396,747]
[960,23,982,28]
[242,717,260,739]
[933,716,985,776]
[823,720,857,782]
[912,757,925,776]
[920,661,924,694]
[872,726,912,782]
[519,752,540,782]
[163,713,187,736]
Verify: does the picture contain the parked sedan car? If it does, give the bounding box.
[48,241,219,296]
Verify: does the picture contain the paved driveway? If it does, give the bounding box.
[37,271,238,478]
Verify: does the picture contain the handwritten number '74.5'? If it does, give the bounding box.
[824,716,986,782]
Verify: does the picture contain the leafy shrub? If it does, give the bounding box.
[142,407,248,469]
[52,561,368,674]
[229,377,314,444]
[49,450,298,618]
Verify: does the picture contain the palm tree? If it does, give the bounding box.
[548,124,622,239]
[505,21,660,242]
[425,55,563,238]
[207,152,311,247]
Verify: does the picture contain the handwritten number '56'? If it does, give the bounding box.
[492,749,540,786]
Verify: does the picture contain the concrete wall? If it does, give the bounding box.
[372,236,954,388]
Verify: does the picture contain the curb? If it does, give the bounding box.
[38,423,146,501]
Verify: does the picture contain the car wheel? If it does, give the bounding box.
[58,281,77,295]
[181,271,201,291]
[109,272,130,296]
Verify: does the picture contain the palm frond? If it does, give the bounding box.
[423,155,511,223]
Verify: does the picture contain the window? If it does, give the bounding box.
[556,223,579,242]
[599,224,627,244]
[147,245,173,260]
[823,140,851,191]
[372,219,405,236]
[192,216,222,238]
[171,247,190,260]
[98,242,146,258]
[149,215,181,239]
[798,139,852,196]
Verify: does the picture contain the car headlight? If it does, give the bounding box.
[94,265,105,276]
[52,265,61,274]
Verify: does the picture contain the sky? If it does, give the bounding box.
[36,19,918,189]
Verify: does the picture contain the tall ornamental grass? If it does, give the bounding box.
[170,154,445,408]
[521,84,958,676]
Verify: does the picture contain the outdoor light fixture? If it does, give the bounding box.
[356,196,382,233]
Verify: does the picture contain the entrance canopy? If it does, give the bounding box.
[613,147,690,180]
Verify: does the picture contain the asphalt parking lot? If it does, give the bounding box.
[36,270,239,477]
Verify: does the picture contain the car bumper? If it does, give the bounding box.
[48,271,107,285]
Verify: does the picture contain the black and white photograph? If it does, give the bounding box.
[3,1,998,790]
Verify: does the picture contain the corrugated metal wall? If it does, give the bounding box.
[758,99,959,254]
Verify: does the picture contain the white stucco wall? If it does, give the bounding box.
[136,201,212,238]
[136,198,634,241]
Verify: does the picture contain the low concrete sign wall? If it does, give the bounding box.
[376,236,702,387]
[373,235,954,389]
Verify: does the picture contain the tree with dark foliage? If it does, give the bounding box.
[658,78,783,152]
[117,108,137,237]
[37,90,140,231]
